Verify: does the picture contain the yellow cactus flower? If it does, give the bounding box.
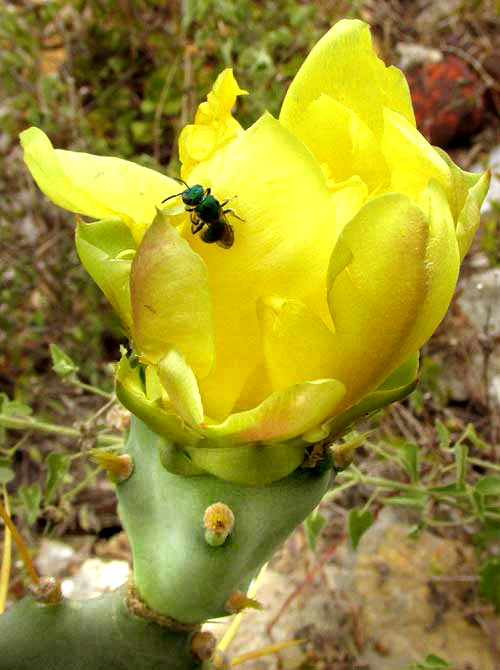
[20,19,490,486]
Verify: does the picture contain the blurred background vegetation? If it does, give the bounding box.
[1,0,500,652]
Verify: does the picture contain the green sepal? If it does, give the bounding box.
[158,441,205,477]
[327,352,419,438]
[115,353,199,446]
[75,218,136,332]
[184,440,306,486]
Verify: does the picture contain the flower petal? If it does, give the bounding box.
[186,112,337,419]
[381,108,451,200]
[326,187,459,405]
[257,295,338,391]
[115,354,198,445]
[179,69,247,178]
[130,209,215,378]
[454,170,490,261]
[285,94,390,195]
[327,353,419,439]
[157,349,204,429]
[201,379,345,445]
[20,126,178,243]
[435,148,491,261]
[75,218,135,332]
[280,19,414,139]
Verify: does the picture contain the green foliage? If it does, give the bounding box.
[406,654,451,669]
[480,205,500,265]
[304,507,327,551]
[18,483,42,525]
[347,506,374,549]
[479,557,500,611]
[50,344,79,378]
[0,350,122,534]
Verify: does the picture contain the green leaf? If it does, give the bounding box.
[397,441,419,482]
[474,519,500,548]
[414,653,451,668]
[304,507,326,551]
[50,343,79,378]
[0,395,32,417]
[479,557,500,611]
[435,420,450,450]
[0,467,14,484]
[454,443,468,488]
[475,476,500,496]
[45,452,70,503]
[470,489,485,521]
[18,483,42,525]
[348,506,374,550]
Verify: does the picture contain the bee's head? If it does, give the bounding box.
[182,184,205,206]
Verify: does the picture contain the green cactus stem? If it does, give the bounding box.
[0,584,199,670]
[0,416,333,667]
[118,418,333,623]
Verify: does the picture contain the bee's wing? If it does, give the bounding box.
[216,222,234,249]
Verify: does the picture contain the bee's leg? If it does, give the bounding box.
[219,195,236,208]
[205,187,211,196]
[190,214,205,234]
[223,207,245,222]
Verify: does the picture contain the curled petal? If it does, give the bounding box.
[257,295,338,391]
[75,218,135,332]
[157,349,204,429]
[280,19,414,138]
[130,210,215,378]
[288,94,390,194]
[21,127,176,243]
[381,108,452,200]
[327,187,459,405]
[201,379,345,445]
[115,354,199,445]
[435,148,491,261]
[179,69,247,178]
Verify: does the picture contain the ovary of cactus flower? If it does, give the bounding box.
[20,19,490,486]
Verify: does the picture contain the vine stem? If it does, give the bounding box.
[0,501,39,586]
[0,414,122,447]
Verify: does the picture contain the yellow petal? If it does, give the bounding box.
[20,127,177,244]
[130,209,215,378]
[157,349,204,429]
[326,188,459,405]
[381,108,451,200]
[454,169,490,262]
[287,94,390,195]
[179,69,247,178]
[185,113,337,419]
[434,148,491,261]
[75,218,135,332]
[201,379,345,445]
[115,354,198,445]
[280,19,414,139]
[257,295,338,391]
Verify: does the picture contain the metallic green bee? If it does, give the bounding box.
[162,178,244,249]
